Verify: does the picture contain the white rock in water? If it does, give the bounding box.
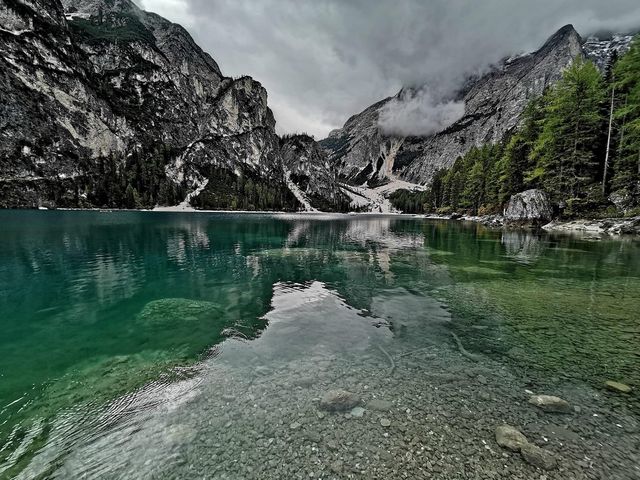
[504,189,553,224]
[528,394,571,413]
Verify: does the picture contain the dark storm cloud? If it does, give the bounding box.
[140,0,640,138]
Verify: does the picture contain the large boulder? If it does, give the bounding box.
[504,189,553,225]
[609,190,634,214]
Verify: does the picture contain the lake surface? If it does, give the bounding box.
[0,211,638,479]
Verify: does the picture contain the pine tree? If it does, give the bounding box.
[531,57,606,201]
[498,94,546,200]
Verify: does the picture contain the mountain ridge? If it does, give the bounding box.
[0,0,346,210]
[320,24,635,193]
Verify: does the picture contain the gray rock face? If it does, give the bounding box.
[583,33,635,71]
[280,134,349,211]
[609,190,634,214]
[503,189,553,224]
[321,25,632,188]
[319,389,361,412]
[0,0,337,210]
[495,425,529,452]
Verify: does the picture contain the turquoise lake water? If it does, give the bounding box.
[0,211,638,479]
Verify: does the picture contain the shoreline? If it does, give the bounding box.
[416,213,640,236]
[7,207,640,235]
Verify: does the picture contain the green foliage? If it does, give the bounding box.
[190,166,300,212]
[612,35,640,200]
[389,189,433,214]
[531,57,606,200]
[83,143,185,209]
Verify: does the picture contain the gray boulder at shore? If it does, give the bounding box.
[504,189,553,225]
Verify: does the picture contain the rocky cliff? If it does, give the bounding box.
[320,25,634,188]
[280,134,350,212]
[0,0,342,210]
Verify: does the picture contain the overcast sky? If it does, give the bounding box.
[139,0,640,138]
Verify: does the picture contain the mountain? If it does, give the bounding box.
[320,25,635,189]
[0,0,344,211]
[280,134,349,212]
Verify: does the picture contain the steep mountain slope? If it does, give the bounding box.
[321,25,634,188]
[0,0,342,210]
[280,134,350,212]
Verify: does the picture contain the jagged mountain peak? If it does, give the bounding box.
[548,24,580,43]
[534,23,582,60]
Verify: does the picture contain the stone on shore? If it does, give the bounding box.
[495,425,528,452]
[528,394,571,413]
[319,389,361,412]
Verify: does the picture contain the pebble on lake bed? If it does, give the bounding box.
[319,389,361,412]
[520,443,557,470]
[605,380,632,393]
[528,394,571,413]
[380,418,391,427]
[495,425,528,452]
[350,406,365,418]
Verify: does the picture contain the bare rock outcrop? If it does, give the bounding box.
[503,189,553,225]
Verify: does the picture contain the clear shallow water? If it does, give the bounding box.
[0,211,639,479]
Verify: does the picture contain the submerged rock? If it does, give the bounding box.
[319,389,361,412]
[495,425,528,452]
[380,418,391,427]
[350,406,365,418]
[528,394,571,413]
[504,189,553,225]
[605,381,632,393]
[136,298,221,327]
[520,443,557,470]
[329,460,344,474]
